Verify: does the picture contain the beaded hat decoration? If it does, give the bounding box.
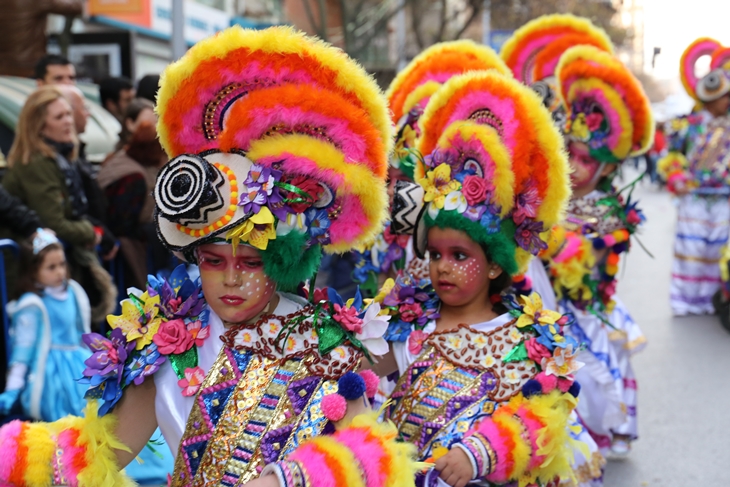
[680,37,723,102]
[385,40,511,180]
[154,26,391,289]
[391,71,569,276]
[557,45,654,164]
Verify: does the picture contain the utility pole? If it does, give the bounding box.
[481,0,490,47]
[172,0,187,61]
[396,0,407,70]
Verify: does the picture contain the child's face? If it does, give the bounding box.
[197,243,276,325]
[37,248,67,288]
[427,227,492,307]
[568,141,601,190]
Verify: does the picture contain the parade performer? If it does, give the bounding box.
[0,26,419,487]
[368,69,588,487]
[541,45,654,457]
[499,13,614,313]
[660,38,730,315]
[353,40,512,293]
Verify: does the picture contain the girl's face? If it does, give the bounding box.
[197,243,276,325]
[568,141,602,190]
[427,227,497,308]
[41,98,75,144]
[37,248,67,288]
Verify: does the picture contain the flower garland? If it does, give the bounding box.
[351,222,411,295]
[379,274,440,354]
[226,163,336,252]
[282,287,391,361]
[82,265,212,414]
[501,293,582,394]
[419,150,546,256]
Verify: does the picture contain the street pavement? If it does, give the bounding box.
[603,173,730,486]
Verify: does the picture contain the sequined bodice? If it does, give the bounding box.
[385,320,538,459]
[171,311,362,487]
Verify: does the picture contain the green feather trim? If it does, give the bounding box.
[424,210,518,276]
[261,231,322,292]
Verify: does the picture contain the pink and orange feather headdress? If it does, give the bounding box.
[390,71,570,275]
[154,26,392,289]
[557,45,654,164]
[385,40,511,180]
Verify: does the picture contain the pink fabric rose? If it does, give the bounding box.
[626,209,641,225]
[399,302,424,323]
[524,338,551,363]
[585,113,603,131]
[408,330,429,355]
[333,304,363,334]
[462,175,489,206]
[153,319,194,355]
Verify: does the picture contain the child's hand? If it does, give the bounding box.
[434,447,473,487]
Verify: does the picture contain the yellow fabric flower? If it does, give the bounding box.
[107,293,163,350]
[516,292,562,329]
[226,206,276,253]
[419,164,461,209]
[569,112,591,141]
[373,278,395,305]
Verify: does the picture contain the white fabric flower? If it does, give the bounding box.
[356,302,390,357]
[427,202,440,220]
[277,213,308,236]
[444,191,468,213]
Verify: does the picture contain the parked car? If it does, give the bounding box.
[0,76,120,170]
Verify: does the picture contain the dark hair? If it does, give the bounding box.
[99,76,134,107]
[34,54,72,80]
[116,97,155,150]
[480,244,512,315]
[136,74,161,104]
[15,239,66,297]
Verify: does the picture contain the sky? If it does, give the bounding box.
[643,0,730,81]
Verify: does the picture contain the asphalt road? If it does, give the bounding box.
[603,174,730,486]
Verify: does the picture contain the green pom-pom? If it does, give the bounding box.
[261,231,322,292]
[424,210,518,276]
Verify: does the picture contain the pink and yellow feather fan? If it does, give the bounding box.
[386,40,511,124]
[500,14,613,83]
[680,37,723,101]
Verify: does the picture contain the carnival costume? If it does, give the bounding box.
[499,15,622,481]
[660,38,730,315]
[0,26,420,487]
[352,40,512,292]
[380,69,589,487]
[534,45,653,455]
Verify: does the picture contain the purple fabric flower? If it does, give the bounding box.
[380,245,404,273]
[514,219,548,255]
[82,328,133,386]
[464,205,486,222]
[513,186,540,225]
[240,164,283,214]
[424,147,458,169]
[124,344,166,386]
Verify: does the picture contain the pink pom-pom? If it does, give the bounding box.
[359,370,379,399]
[557,377,574,393]
[321,393,347,422]
[535,372,558,393]
[603,235,616,247]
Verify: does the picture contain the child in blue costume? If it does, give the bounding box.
[0,229,173,483]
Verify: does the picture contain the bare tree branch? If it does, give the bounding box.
[302,0,327,40]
